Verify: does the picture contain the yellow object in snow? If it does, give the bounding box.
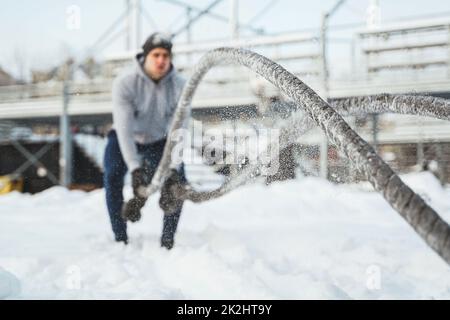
[0,175,24,195]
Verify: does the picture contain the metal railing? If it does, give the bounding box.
[1,18,450,119]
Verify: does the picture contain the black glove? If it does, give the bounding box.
[121,196,146,222]
[131,167,147,198]
[159,169,186,214]
[122,167,149,223]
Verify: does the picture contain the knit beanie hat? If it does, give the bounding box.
[142,32,173,56]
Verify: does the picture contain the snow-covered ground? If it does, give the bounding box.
[1,171,450,299]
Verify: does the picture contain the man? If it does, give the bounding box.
[104,32,189,249]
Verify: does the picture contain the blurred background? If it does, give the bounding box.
[1,0,450,194]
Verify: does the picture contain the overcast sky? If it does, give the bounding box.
[1,0,449,78]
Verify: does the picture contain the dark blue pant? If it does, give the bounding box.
[103,130,184,242]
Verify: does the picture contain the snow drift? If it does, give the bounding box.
[0,172,449,299]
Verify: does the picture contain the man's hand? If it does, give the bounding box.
[131,167,147,198]
[123,167,150,223]
[121,196,146,222]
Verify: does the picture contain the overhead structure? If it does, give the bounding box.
[160,0,264,37]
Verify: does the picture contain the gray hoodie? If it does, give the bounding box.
[112,53,188,172]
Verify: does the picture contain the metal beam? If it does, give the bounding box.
[60,82,72,187]
[171,0,225,38]
[141,6,159,30]
[246,0,278,25]
[319,0,347,179]
[11,140,59,184]
[229,0,239,40]
[161,0,264,36]
[88,10,129,55]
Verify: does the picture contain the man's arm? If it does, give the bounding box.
[112,76,140,172]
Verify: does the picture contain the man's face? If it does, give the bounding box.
[144,47,171,80]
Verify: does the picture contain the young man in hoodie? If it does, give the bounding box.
[104,32,189,249]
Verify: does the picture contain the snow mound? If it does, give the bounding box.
[0,267,21,299]
[400,171,449,210]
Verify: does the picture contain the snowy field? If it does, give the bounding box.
[1,171,450,299]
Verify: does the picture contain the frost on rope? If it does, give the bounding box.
[332,94,450,121]
[138,47,450,266]
[278,93,450,156]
